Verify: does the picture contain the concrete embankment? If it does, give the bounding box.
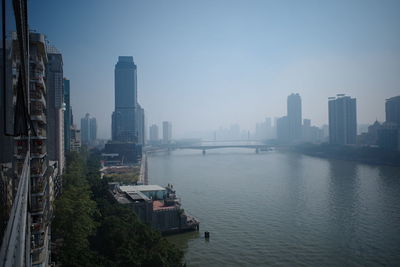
[138,154,149,185]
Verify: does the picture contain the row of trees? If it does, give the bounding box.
[52,150,183,266]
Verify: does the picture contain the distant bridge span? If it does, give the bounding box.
[168,144,272,154]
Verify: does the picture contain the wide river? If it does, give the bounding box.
[147,149,400,266]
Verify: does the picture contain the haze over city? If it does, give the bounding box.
[29,0,400,139]
[2,0,400,266]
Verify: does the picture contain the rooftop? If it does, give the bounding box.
[118,56,133,62]
[119,184,165,193]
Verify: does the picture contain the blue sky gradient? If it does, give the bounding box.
[29,0,400,138]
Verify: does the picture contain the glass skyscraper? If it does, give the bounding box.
[112,56,138,142]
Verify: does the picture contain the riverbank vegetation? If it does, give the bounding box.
[52,150,183,267]
[295,143,400,166]
[102,165,140,184]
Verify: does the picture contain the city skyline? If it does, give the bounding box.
[2,2,400,266]
[29,0,400,139]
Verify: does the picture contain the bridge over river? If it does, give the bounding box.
[173,144,271,154]
[146,141,272,154]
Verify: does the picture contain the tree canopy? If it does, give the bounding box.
[52,151,183,267]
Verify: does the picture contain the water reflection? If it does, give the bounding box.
[378,165,400,185]
[326,159,361,262]
[282,153,306,228]
[149,150,400,266]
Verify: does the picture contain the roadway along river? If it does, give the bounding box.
[147,149,400,266]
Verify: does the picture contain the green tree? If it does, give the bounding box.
[52,150,184,267]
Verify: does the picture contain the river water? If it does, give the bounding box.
[147,149,400,266]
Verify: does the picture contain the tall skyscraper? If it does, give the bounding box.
[81,113,97,145]
[112,56,137,142]
[328,94,357,145]
[46,45,65,197]
[29,32,57,266]
[63,78,72,153]
[108,56,144,163]
[287,93,302,142]
[163,121,172,144]
[385,96,400,126]
[149,124,159,142]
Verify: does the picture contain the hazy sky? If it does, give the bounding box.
[29,0,400,139]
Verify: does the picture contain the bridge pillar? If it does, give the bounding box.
[202,149,206,155]
[255,147,259,154]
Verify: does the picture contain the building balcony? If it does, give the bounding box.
[31,158,47,177]
[30,60,44,72]
[31,140,47,158]
[14,140,28,158]
[31,193,48,213]
[15,159,26,176]
[31,227,49,265]
[30,70,44,81]
[30,81,46,96]
[30,94,46,108]
[31,101,46,116]
[31,242,49,266]
[31,127,47,139]
[30,78,46,95]
[31,176,47,195]
[30,90,41,100]
[31,216,46,235]
[31,205,50,233]
[31,114,46,124]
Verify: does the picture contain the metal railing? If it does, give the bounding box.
[0,154,30,267]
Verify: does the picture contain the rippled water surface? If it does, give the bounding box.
[148,149,400,266]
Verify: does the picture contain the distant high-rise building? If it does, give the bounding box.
[81,113,97,145]
[136,104,145,146]
[302,119,323,143]
[255,118,275,140]
[46,45,65,197]
[385,96,400,126]
[276,116,289,142]
[64,78,72,152]
[70,124,81,151]
[328,94,357,145]
[149,124,159,142]
[112,56,138,142]
[90,117,97,141]
[163,121,172,144]
[377,123,400,151]
[358,120,381,146]
[81,114,90,144]
[377,96,400,151]
[322,124,329,140]
[287,93,302,142]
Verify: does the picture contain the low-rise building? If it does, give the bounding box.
[109,184,199,234]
